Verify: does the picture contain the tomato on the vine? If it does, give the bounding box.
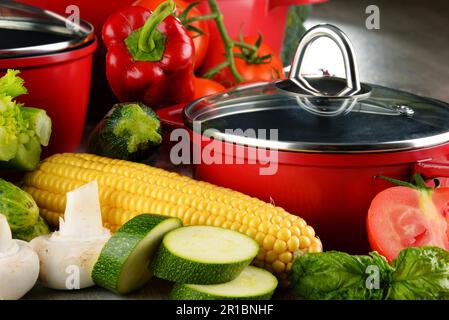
[134,0,209,69]
[193,77,226,99]
[200,35,285,88]
[367,175,449,262]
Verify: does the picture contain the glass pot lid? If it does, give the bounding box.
[0,0,94,58]
[184,24,449,153]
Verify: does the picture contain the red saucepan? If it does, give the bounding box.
[162,24,449,253]
[0,1,97,155]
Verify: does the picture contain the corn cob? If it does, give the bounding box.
[23,153,322,286]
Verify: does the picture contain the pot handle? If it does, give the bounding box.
[289,24,362,97]
[156,103,185,129]
[414,161,449,180]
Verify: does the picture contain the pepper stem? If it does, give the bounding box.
[0,214,13,253]
[138,0,176,53]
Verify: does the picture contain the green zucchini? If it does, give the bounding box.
[92,214,182,295]
[0,178,39,231]
[87,103,162,161]
[13,216,50,242]
[170,266,278,300]
[150,226,259,284]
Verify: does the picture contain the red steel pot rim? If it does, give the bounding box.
[191,130,449,167]
[0,38,98,68]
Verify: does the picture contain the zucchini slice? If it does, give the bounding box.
[92,214,182,295]
[170,266,278,300]
[150,226,259,284]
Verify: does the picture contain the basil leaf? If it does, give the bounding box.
[291,251,392,300]
[389,247,449,300]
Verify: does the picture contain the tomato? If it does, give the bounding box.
[193,77,226,99]
[200,36,285,88]
[367,184,449,262]
[134,0,209,69]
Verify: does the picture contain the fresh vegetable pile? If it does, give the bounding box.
[2,157,449,300]
[0,70,52,171]
[22,153,322,286]
[1,0,449,303]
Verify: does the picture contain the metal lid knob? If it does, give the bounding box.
[277,24,371,100]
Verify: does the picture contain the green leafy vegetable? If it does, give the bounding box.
[388,247,449,300]
[291,247,449,300]
[0,70,51,171]
[291,251,391,300]
[0,69,28,98]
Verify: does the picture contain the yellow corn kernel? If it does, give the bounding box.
[273,239,287,254]
[230,221,241,231]
[245,227,257,238]
[298,235,312,249]
[287,236,300,251]
[277,228,291,241]
[263,234,276,251]
[278,252,293,264]
[265,250,277,263]
[272,261,286,274]
[254,232,266,244]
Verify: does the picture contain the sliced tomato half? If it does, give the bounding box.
[367,184,449,262]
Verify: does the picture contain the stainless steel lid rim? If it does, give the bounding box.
[195,127,449,154]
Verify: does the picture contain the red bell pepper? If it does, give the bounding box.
[102,0,195,108]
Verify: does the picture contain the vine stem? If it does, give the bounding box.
[185,14,218,24]
[207,0,244,83]
[234,41,258,52]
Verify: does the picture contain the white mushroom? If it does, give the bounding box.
[30,181,110,290]
[0,214,39,300]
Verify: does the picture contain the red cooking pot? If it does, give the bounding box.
[188,0,327,54]
[0,1,97,155]
[165,24,449,253]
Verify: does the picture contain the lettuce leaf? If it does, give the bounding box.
[0,95,27,161]
[0,69,51,170]
[291,251,392,300]
[389,247,449,300]
[0,69,27,98]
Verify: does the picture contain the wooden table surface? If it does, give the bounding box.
[25,0,449,300]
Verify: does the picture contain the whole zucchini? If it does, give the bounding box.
[0,178,39,231]
[13,216,50,242]
[88,103,162,162]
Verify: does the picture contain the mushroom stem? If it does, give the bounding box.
[0,215,15,253]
